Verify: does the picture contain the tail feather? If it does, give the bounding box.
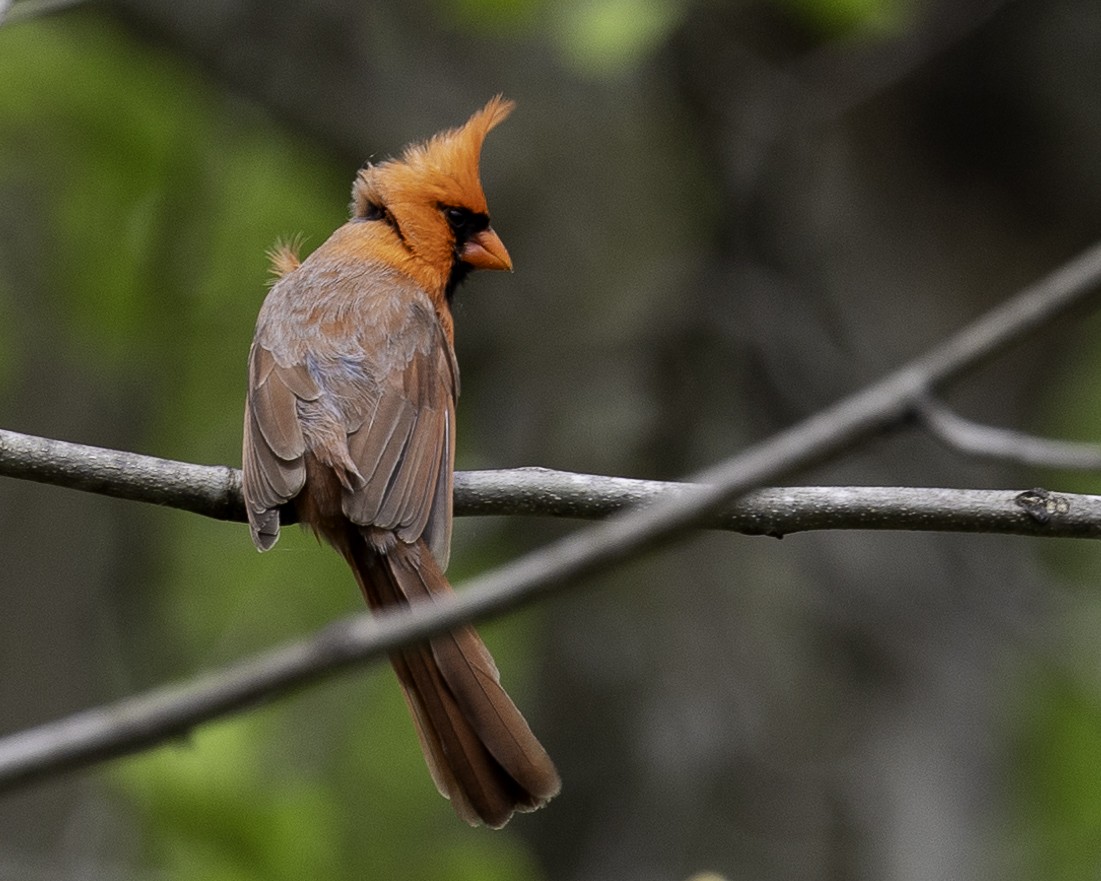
[347,534,559,827]
[398,550,560,805]
[398,675,481,823]
[390,635,519,826]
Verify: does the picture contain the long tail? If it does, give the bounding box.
[345,534,560,828]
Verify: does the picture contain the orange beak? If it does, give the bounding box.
[460,227,512,272]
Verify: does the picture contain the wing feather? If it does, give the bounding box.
[420,406,455,568]
[337,298,458,565]
[377,408,439,528]
[242,271,458,563]
[398,407,446,547]
[343,397,416,525]
[242,344,318,550]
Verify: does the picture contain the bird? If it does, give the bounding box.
[241,96,560,828]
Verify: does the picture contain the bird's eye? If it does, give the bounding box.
[441,206,491,241]
[445,207,470,230]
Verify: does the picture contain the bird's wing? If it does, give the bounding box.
[339,291,458,569]
[242,268,458,567]
[242,342,320,550]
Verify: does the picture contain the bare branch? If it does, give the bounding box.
[918,396,1101,470]
[3,432,1101,537]
[2,241,1101,791]
[462,471,1101,539]
[0,429,244,519]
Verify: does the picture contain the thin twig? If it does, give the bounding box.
[918,396,1101,470]
[2,241,1101,790]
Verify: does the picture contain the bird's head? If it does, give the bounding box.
[352,96,515,299]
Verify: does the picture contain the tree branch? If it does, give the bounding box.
[0,429,245,520]
[918,396,1101,470]
[3,433,1100,537]
[458,471,1101,539]
[3,240,1101,791]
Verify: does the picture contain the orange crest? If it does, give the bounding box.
[352,96,515,219]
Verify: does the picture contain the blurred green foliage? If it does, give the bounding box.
[440,0,912,77]
[441,0,544,33]
[439,0,687,74]
[1010,671,1101,879]
[774,0,911,36]
[550,0,684,74]
[441,0,914,75]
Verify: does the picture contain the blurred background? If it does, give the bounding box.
[2,0,1101,878]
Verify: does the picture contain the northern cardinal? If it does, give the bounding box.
[242,97,559,827]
